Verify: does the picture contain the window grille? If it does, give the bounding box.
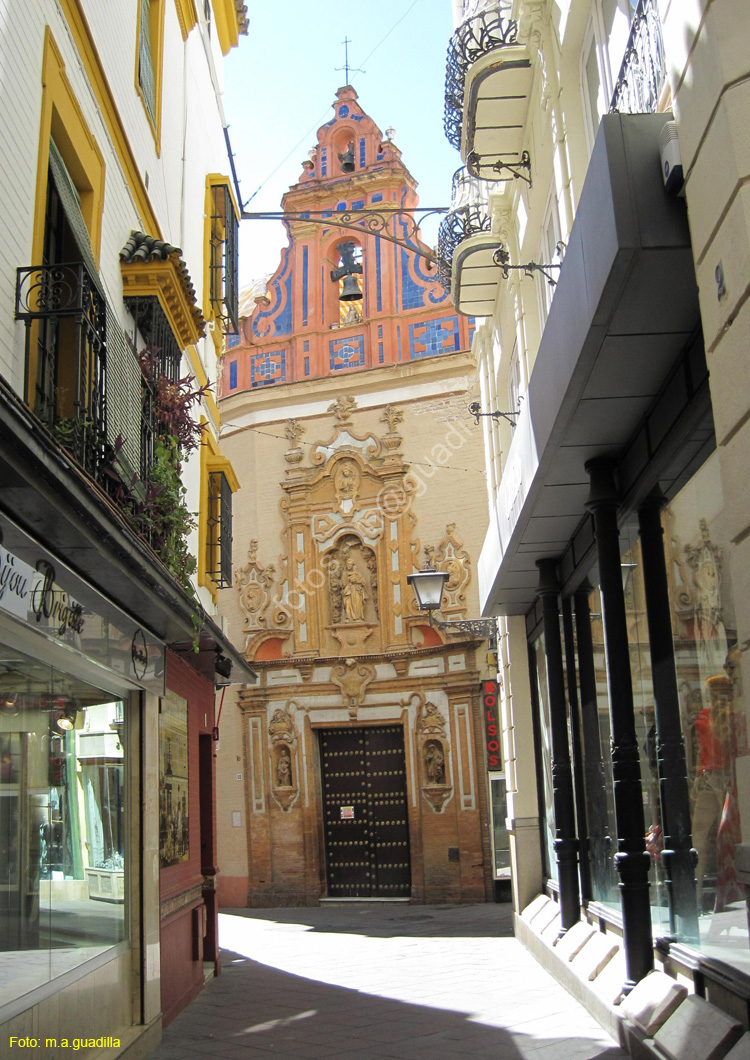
[209,184,239,335]
[207,471,232,587]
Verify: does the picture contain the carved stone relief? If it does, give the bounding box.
[235,540,292,637]
[268,705,299,812]
[414,695,453,813]
[423,524,471,619]
[325,534,378,625]
[331,658,376,719]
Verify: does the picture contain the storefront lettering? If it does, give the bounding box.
[483,680,501,769]
[0,549,30,605]
[30,560,85,636]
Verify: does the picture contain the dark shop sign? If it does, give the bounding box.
[483,680,501,770]
[0,514,165,694]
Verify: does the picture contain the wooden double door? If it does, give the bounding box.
[319,726,411,898]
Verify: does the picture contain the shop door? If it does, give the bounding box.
[319,726,411,898]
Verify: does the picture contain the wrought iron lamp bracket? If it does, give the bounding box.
[468,400,518,428]
[241,207,448,266]
[432,615,498,638]
[493,241,565,286]
[492,150,532,186]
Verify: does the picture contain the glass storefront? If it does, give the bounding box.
[531,631,558,882]
[0,644,128,1006]
[660,450,748,970]
[489,774,511,876]
[536,447,749,975]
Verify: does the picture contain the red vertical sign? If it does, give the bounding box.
[483,680,501,769]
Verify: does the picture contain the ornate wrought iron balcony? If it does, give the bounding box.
[16,262,108,478]
[444,2,518,152]
[436,168,492,292]
[609,0,666,114]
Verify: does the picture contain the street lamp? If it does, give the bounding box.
[407,568,498,640]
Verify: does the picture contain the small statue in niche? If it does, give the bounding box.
[342,558,367,622]
[424,740,446,785]
[342,302,362,326]
[326,556,344,623]
[275,746,292,788]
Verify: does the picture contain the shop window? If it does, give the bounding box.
[531,632,558,883]
[660,450,748,958]
[0,646,128,1008]
[489,774,511,877]
[209,182,240,335]
[206,470,233,588]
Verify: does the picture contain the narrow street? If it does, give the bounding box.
[150,904,628,1060]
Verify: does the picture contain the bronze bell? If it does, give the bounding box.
[339,274,362,301]
[339,141,355,173]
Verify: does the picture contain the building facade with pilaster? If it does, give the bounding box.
[0,0,253,1054]
[438,0,750,1041]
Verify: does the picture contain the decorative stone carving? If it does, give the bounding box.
[334,458,361,514]
[423,524,472,619]
[417,700,447,738]
[331,658,376,719]
[415,696,452,813]
[284,418,306,466]
[268,704,299,812]
[325,534,378,624]
[380,404,404,460]
[328,394,358,426]
[235,542,292,642]
[423,740,446,784]
[235,541,276,631]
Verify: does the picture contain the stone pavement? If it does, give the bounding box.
[149,903,629,1060]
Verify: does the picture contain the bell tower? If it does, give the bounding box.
[222,86,475,391]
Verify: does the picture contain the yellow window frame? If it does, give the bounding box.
[203,174,240,353]
[135,0,166,152]
[199,425,240,601]
[30,29,106,404]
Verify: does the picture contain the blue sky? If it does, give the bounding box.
[223,0,460,287]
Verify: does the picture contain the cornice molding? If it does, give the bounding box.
[120,258,205,348]
[173,0,199,40]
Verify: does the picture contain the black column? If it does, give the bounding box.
[561,596,593,904]
[574,584,613,901]
[585,459,653,989]
[638,493,700,943]
[536,558,580,931]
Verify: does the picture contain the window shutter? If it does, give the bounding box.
[48,140,104,297]
[138,0,156,123]
[106,310,144,477]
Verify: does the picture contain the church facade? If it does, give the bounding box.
[215,88,503,906]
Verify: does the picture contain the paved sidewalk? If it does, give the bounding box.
[149,903,628,1060]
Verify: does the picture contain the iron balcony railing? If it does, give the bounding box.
[436,168,493,291]
[609,0,666,114]
[15,262,161,497]
[16,262,108,479]
[444,2,517,151]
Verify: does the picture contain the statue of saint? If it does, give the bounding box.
[424,741,446,785]
[276,748,292,787]
[342,558,367,622]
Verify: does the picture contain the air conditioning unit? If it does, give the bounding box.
[659,121,685,196]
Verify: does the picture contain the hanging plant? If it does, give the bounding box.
[104,345,212,596]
